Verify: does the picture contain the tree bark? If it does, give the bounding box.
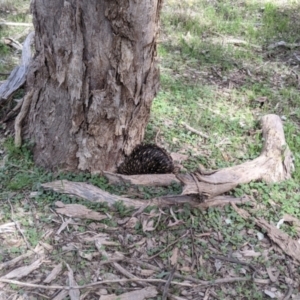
[25,0,162,173]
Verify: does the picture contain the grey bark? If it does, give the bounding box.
[25,0,162,173]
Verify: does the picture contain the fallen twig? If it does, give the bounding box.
[111,262,148,288]
[162,264,177,300]
[0,276,252,290]
[147,231,189,260]
[127,259,204,284]
[0,22,33,27]
[231,203,300,264]
[181,122,209,139]
[8,199,36,253]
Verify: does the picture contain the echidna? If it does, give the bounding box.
[117,144,174,175]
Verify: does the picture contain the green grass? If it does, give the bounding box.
[147,0,300,220]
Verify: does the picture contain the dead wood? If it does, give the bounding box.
[0,276,251,290]
[267,41,300,50]
[255,218,300,264]
[0,31,34,104]
[181,121,209,139]
[103,171,180,186]
[41,180,248,209]
[41,180,147,209]
[14,89,34,147]
[231,204,300,265]
[41,180,197,208]
[99,287,158,300]
[54,201,107,221]
[181,114,294,198]
[0,22,33,27]
[41,114,293,211]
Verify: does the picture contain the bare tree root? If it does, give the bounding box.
[14,89,34,147]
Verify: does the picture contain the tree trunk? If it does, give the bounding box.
[25,0,162,173]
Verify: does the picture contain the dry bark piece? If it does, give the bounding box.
[2,258,44,279]
[99,287,158,300]
[14,89,34,147]
[43,263,63,284]
[111,262,148,287]
[55,201,107,221]
[66,263,80,300]
[0,245,43,271]
[232,204,300,264]
[282,214,300,235]
[255,218,300,264]
[56,218,73,235]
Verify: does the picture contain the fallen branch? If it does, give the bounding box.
[41,180,248,209]
[111,262,148,287]
[181,122,209,139]
[0,276,251,290]
[231,203,300,265]
[100,287,158,300]
[0,31,34,103]
[0,22,33,27]
[41,180,148,209]
[41,114,292,210]
[267,41,300,50]
[181,114,294,197]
